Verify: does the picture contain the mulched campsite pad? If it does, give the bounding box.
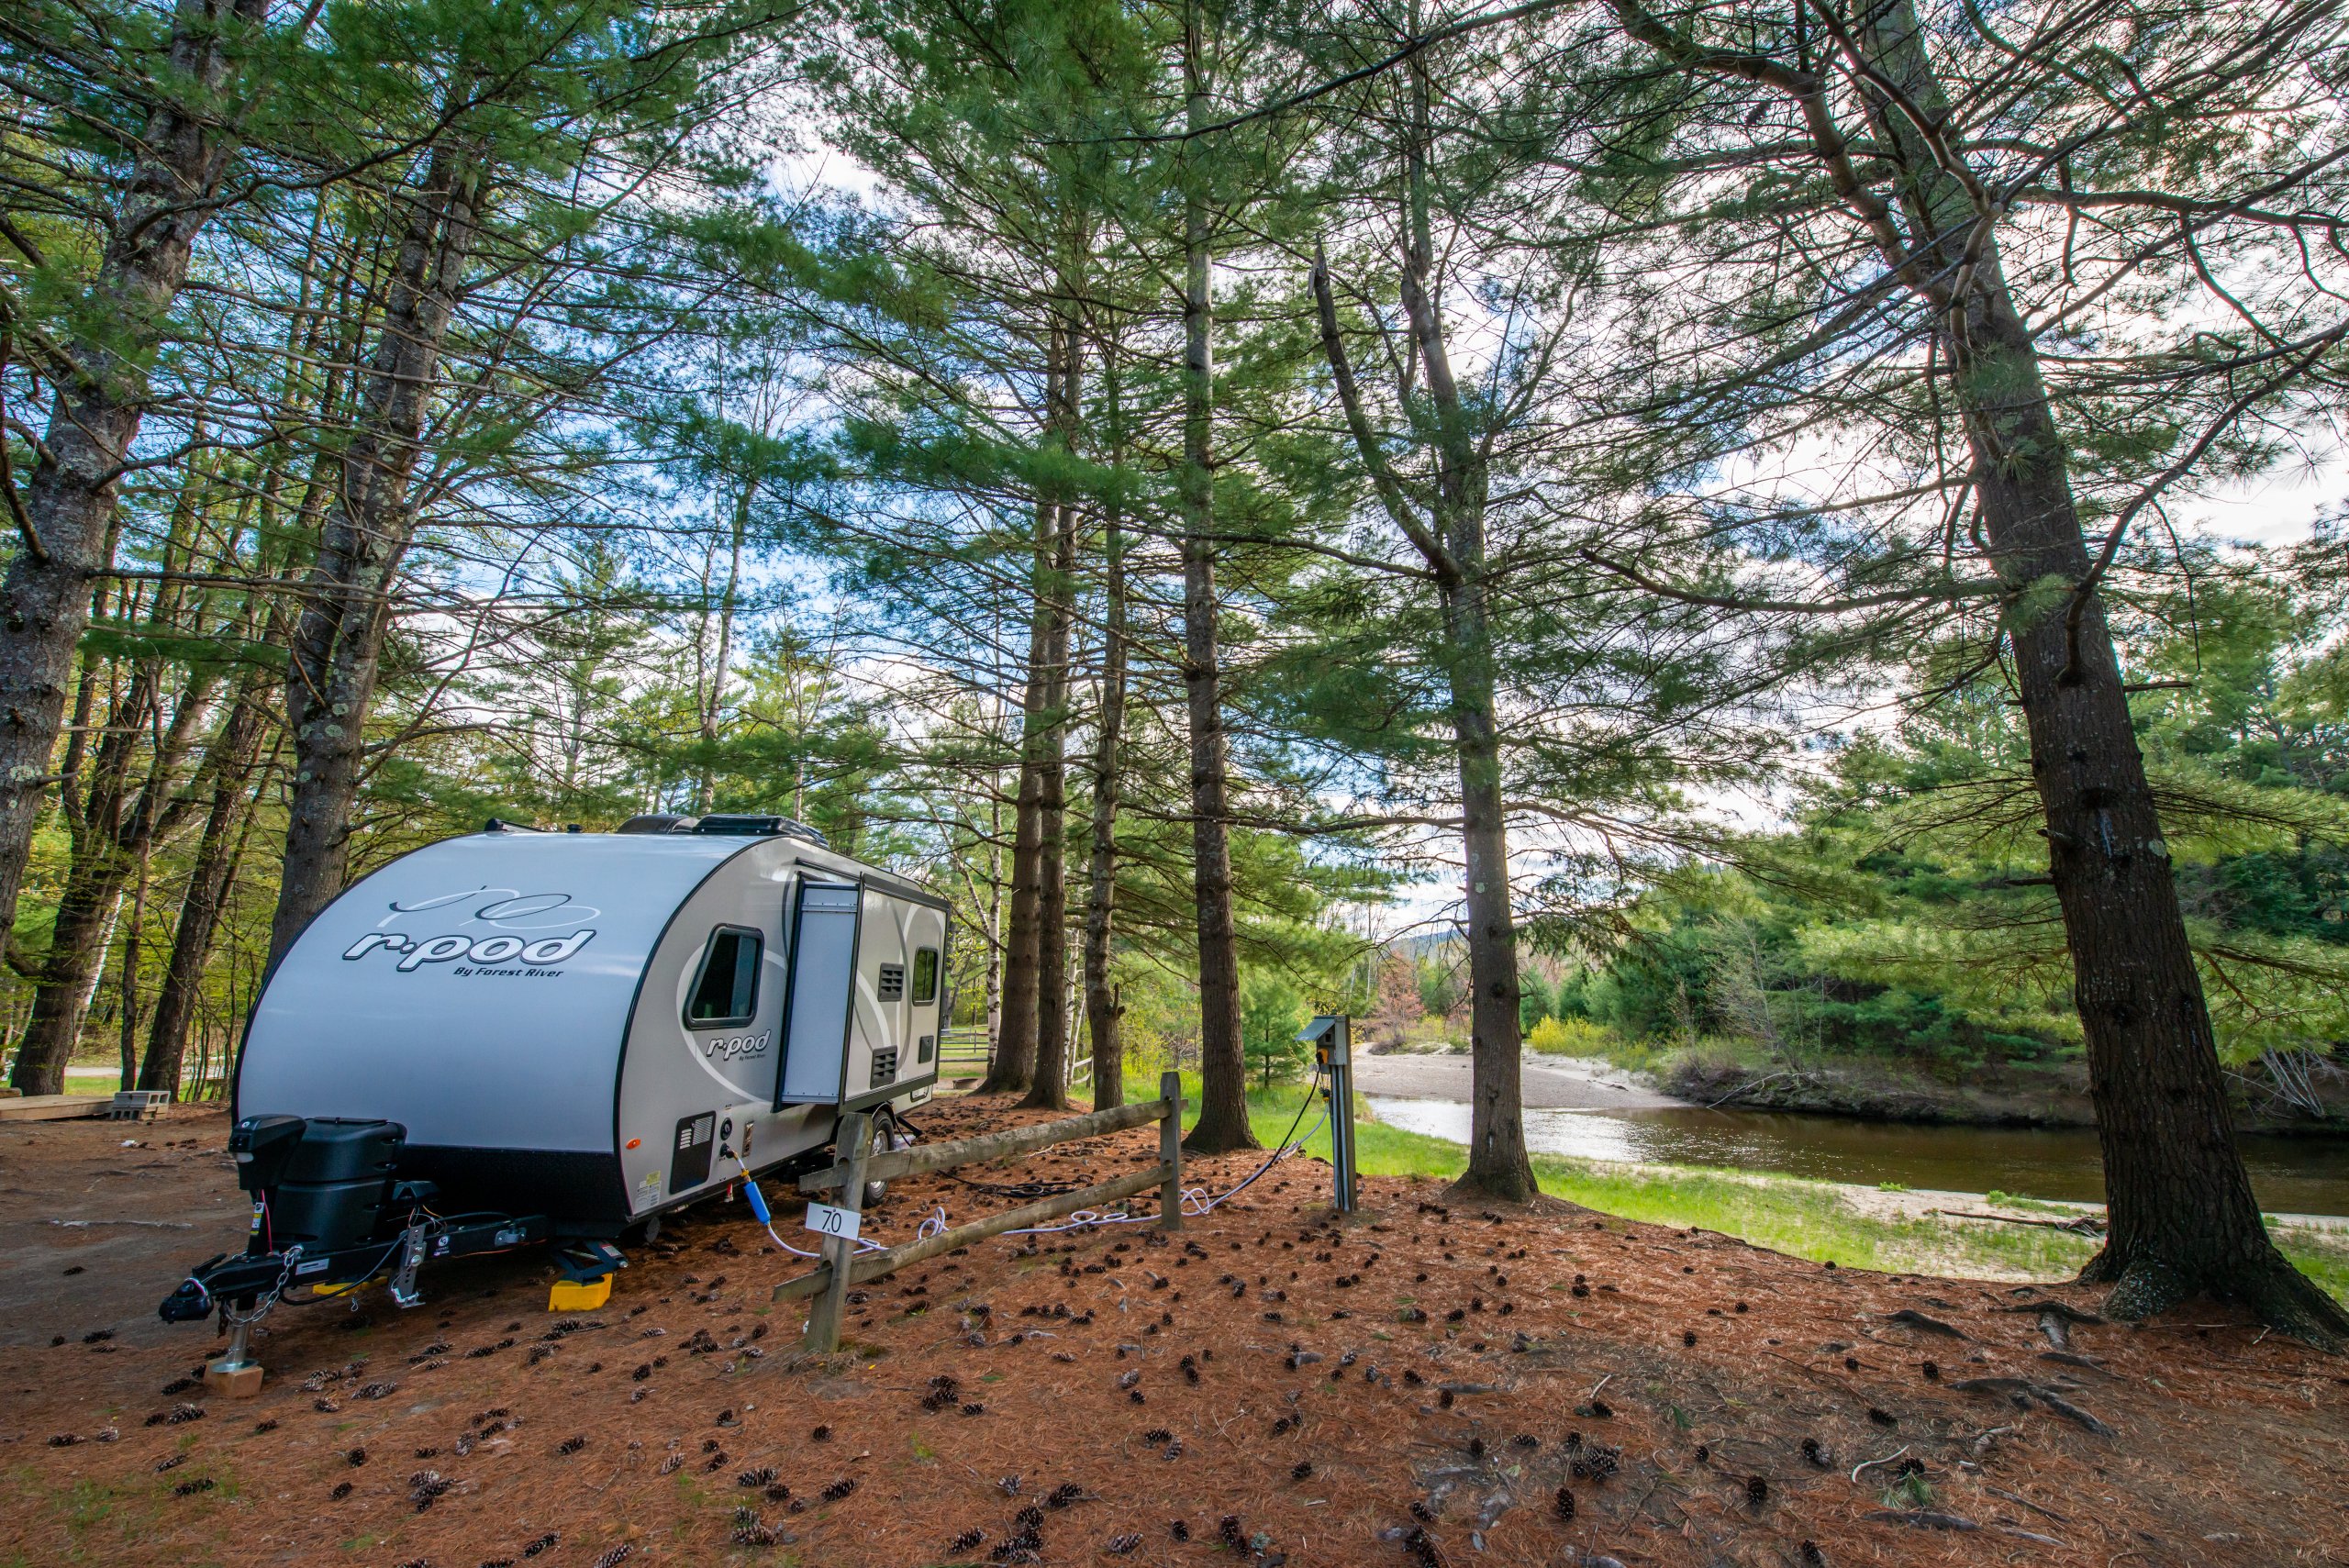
[3,1097,2346,1567]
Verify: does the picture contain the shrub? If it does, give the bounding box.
[1527,1017,1617,1057]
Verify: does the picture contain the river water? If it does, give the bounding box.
[1364,1095,2349,1218]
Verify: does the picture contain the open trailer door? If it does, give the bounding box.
[776,878,861,1105]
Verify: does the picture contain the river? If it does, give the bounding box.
[1364,1094,2349,1218]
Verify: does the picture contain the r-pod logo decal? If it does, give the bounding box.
[341,889,599,972]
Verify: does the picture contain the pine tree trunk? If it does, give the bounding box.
[1178,7,1256,1153]
[1022,503,1077,1111]
[8,657,214,1093]
[985,629,1046,1094]
[982,797,1004,1051]
[1851,0,2340,1342]
[1021,524,1074,1110]
[14,864,128,1095]
[984,323,1074,1098]
[694,479,750,813]
[0,0,273,951]
[1081,383,1130,1112]
[270,133,483,966]
[141,679,272,1095]
[1443,595,1537,1201]
[1400,49,1533,1200]
[1023,328,1084,1112]
[117,844,150,1089]
[1965,299,2343,1340]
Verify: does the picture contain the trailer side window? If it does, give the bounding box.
[912,947,940,1005]
[685,927,763,1027]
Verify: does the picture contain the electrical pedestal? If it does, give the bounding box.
[1298,1015,1357,1215]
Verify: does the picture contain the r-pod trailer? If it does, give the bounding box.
[159,814,949,1383]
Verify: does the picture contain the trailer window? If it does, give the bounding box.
[686,927,763,1027]
[912,947,940,1005]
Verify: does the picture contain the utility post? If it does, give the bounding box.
[1297,1015,1356,1214]
[804,1110,872,1354]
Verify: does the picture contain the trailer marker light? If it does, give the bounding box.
[626,1139,640,1150]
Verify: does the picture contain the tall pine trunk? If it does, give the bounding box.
[0,0,273,950]
[1023,325,1084,1111]
[270,132,483,965]
[1610,0,2349,1341]
[693,479,750,813]
[9,663,215,1093]
[140,673,273,1095]
[1440,613,1534,1198]
[1308,50,1535,1197]
[1178,6,1256,1152]
[117,844,151,1089]
[1401,53,1535,1202]
[983,325,1075,1097]
[982,770,1005,1052]
[15,871,125,1094]
[1832,0,2343,1344]
[1081,346,1130,1112]
[1853,5,2341,1341]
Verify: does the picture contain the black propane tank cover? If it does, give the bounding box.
[282,1119,406,1184]
[267,1119,408,1251]
[229,1115,306,1195]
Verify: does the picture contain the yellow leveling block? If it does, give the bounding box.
[550,1275,612,1311]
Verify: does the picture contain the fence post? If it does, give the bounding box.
[803,1110,873,1354]
[1158,1071,1184,1231]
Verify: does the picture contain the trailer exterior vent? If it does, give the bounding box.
[618,814,699,834]
[692,814,829,848]
[877,963,905,1001]
[672,1112,716,1191]
[870,1049,897,1087]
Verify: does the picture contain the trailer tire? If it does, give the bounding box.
[864,1115,915,1207]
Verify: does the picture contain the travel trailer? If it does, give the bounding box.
[159,814,948,1330]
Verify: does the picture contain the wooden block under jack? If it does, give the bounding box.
[203,1360,264,1398]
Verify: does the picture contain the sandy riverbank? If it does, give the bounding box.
[1353,1048,1685,1109]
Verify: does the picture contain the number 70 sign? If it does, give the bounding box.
[804,1202,861,1240]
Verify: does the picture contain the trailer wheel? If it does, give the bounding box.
[864,1113,915,1207]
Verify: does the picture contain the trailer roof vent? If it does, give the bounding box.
[693,814,829,848]
[618,814,700,835]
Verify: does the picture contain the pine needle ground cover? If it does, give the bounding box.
[3,1099,2343,1568]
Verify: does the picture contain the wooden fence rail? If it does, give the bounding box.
[781,1071,1186,1353]
[935,1027,993,1076]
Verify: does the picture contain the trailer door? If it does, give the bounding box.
[775,880,862,1104]
[906,905,948,1074]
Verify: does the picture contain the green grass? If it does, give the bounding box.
[2283,1229,2349,1305]
[1984,1189,2069,1214]
[1122,1068,2349,1305]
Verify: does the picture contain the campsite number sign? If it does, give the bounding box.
[805,1202,861,1241]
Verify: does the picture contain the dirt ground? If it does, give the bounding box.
[2,1096,2345,1568]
